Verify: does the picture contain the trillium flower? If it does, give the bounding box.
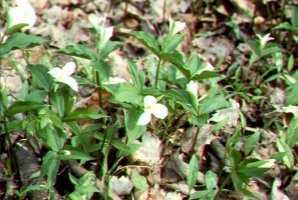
[256,33,274,49]
[6,0,36,30]
[49,62,78,92]
[169,18,186,36]
[88,14,113,49]
[186,80,198,100]
[137,96,168,125]
[98,26,113,49]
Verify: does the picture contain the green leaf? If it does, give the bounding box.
[199,95,230,115]
[261,46,283,57]
[287,54,294,72]
[244,131,260,156]
[105,83,143,105]
[111,140,142,157]
[286,83,298,105]
[58,148,94,161]
[246,39,261,56]
[92,60,110,83]
[131,169,148,190]
[57,44,96,60]
[28,64,52,90]
[162,33,185,53]
[291,5,298,28]
[205,171,218,191]
[187,155,199,192]
[276,139,294,170]
[41,151,60,187]
[286,118,298,148]
[100,41,123,58]
[26,90,48,103]
[273,22,294,31]
[129,31,160,56]
[128,58,145,93]
[63,108,107,122]
[193,71,220,80]
[0,33,47,57]
[125,109,146,144]
[6,101,45,116]
[161,50,189,78]
[5,23,28,35]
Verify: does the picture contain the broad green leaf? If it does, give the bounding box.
[111,140,142,157]
[187,155,199,192]
[44,127,65,151]
[205,171,218,191]
[125,109,146,144]
[19,80,29,101]
[6,101,44,116]
[63,108,107,122]
[286,118,298,148]
[92,60,110,83]
[41,151,60,187]
[58,149,94,161]
[57,44,96,60]
[244,131,260,156]
[161,50,189,78]
[276,139,294,170]
[193,71,220,80]
[261,46,283,57]
[129,31,160,56]
[162,33,185,53]
[199,95,230,115]
[100,41,123,58]
[0,33,47,57]
[273,22,294,31]
[26,90,48,103]
[286,83,298,105]
[5,23,28,35]
[105,83,143,105]
[246,39,261,56]
[28,64,52,90]
[131,169,148,190]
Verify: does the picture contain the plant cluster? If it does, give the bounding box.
[0,0,297,199]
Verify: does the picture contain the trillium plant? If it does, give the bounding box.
[137,96,168,125]
[48,62,79,92]
[6,0,36,30]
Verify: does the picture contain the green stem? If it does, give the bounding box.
[3,114,14,172]
[155,59,163,88]
[214,173,232,200]
[96,71,103,109]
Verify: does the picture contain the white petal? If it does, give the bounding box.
[144,96,157,109]
[137,111,152,125]
[48,67,63,79]
[173,21,186,35]
[186,80,198,99]
[62,77,78,92]
[62,62,76,76]
[152,103,168,119]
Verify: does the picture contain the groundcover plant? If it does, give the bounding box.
[0,0,297,199]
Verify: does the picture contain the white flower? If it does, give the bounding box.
[49,62,78,92]
[186,80,198,100]
[137,96,168,125]
[88,14,113,49]
[98,26,113,49]
[256,33,274,49]
[6,0,36,30]
[169,18,186,36]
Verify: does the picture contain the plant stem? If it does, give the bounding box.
[96,71,103,109]
[155,59,162,88]
[214,173,232,200]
